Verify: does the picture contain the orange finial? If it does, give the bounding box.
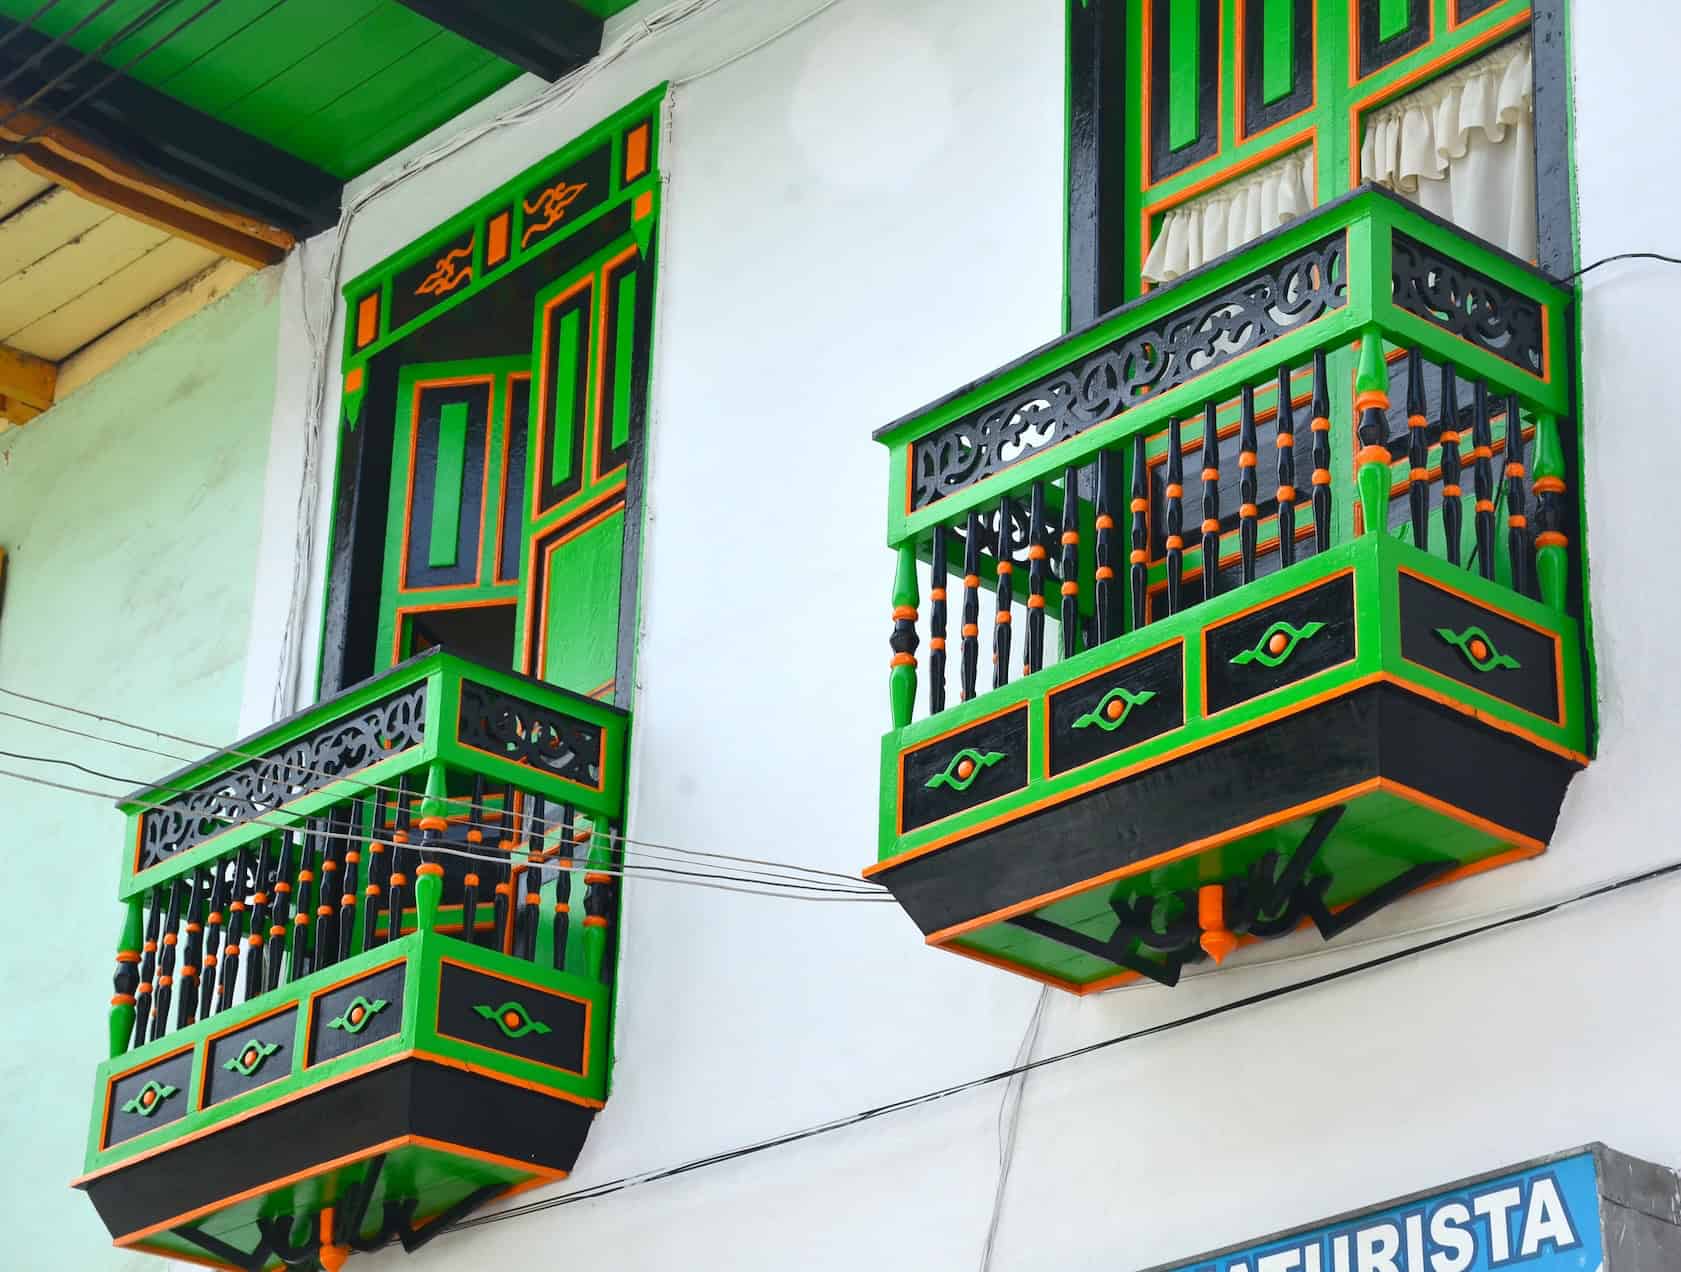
[1198,884,1238,964]
[319,1208,350,1272]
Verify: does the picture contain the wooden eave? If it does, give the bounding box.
[393,0,605,82]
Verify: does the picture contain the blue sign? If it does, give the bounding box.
[1167,1151,1604,1272]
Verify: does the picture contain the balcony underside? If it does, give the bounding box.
[878,682,1577,992]
[84,1057,589,1266]
[871,536,1587,993]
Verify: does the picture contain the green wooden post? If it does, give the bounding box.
[1354,330,1393,537]
[109,896,143,1058]
[889,542,920,728]
[1531,412,1570,612]
[415,762,450,932]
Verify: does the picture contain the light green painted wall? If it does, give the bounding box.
[0,269,281,1270]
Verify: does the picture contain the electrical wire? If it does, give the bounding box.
[0,0,70,57]
[0,685,881,887]
[444,854,1681,1235]
[12,0,231,146]
[0,0,120,94]
[1557,251,1681,283]
[980,986,1047,1272]
[0,0,184,135]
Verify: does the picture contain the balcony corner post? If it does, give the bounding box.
[889,543,920,729]
[1354,330,1393,537]
[1531,412,1570,611]
[109,896,143,1059]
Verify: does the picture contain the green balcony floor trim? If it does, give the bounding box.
[942,787,1532,991]
[876,535,1585,869]
[122,1140,535,1261]
[81,927,610,1179]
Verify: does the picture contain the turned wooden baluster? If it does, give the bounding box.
[1128,438,1148,628]
[1062,465,1083,655]
[1530,413,1570,611]
[1026,483,1048,675]
[243,835,275,1000]
[460,779,485,947]
[198,859,228,1020]
[993,495,1014,689]
[1504,394,1531,596]
[1439,364,1465,567]
[265,830,297,991]
[961,512,981,701]
[1239,385,1260,583]
[290,830,317,985]
[1472,381,1497,580]
[1406,351,1429,551]
[385,775,412,944]
[131,885,162,1049]
[110,896,142,1058]
[150,878,185,1043]
[494,785,517,953]
[1276,367,1298,568]
[1354,331,1393,539]
[889,543,919,728]
[361,810,387,956]
[582,828,618,984]
[1200,402,1220,603]
[552,805,576,971]
[929,523,949,713]
[216,847,250,1013]
[1095,452,1116,642]
[337,799,364,966]
[1165,421,1185,615]
[1310,351,1332,553]
[314,810,343,970]
[520,795,548,961]
[175,866,206,1031]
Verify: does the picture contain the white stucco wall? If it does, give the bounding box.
[221,0,1681,1268]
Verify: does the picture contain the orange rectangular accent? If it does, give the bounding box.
[344,366,364,395]
[487,212,511,267]
[355,293,379,348]
[634,189,654,221]
[624,124,649,182]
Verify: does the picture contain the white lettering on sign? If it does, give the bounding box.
[1185,1174,1583,1272]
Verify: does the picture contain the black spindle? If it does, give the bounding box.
[1062,465,1083,655]
[385,775,411,944]
[1505,394,1530,596]
[961,512,981,701]
[552,805,575,971]
[519,795,547,961]
[1026,484,1048,676]
[316,812,343,972]
[1128,438,1147,629]
[993,495,1014,689]
[243,836,275,1000]
[1473,381,1497,580]
[1239,385,1259,584]
[132,886,162,1050]
[1095,451,1115,642]
[1165,421,1185,615]
[1406,351,1429,551]
[1310,352,1332,554]
[1200,402,1221,602]
[150,879,185,1043]
[929,523,948,713]
[216,847,250,1013]
[1277,367,1298,568]
[337,800,364,966]
[1440,363,1464,567]
[265,831,297,992]
[198,859,228,1021]
[176,867,206,1032]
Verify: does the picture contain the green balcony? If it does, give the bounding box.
[75,650,628,1268]
[871,186,1588,994]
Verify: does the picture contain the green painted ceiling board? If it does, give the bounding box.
[571,0,645,14]
[279,38,517,177]
[0,0,535,178]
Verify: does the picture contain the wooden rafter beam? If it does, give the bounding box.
[0,16,340,245]
[394,0,604,82]
[0,342,57,424]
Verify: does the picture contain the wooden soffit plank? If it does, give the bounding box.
[393,0,604,82]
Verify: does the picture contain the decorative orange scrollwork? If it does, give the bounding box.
[415,245,474,299]
[522,180,589,247]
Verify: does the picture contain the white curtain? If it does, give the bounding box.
[1360,35,1535,260]
[1142,148,1315,285]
